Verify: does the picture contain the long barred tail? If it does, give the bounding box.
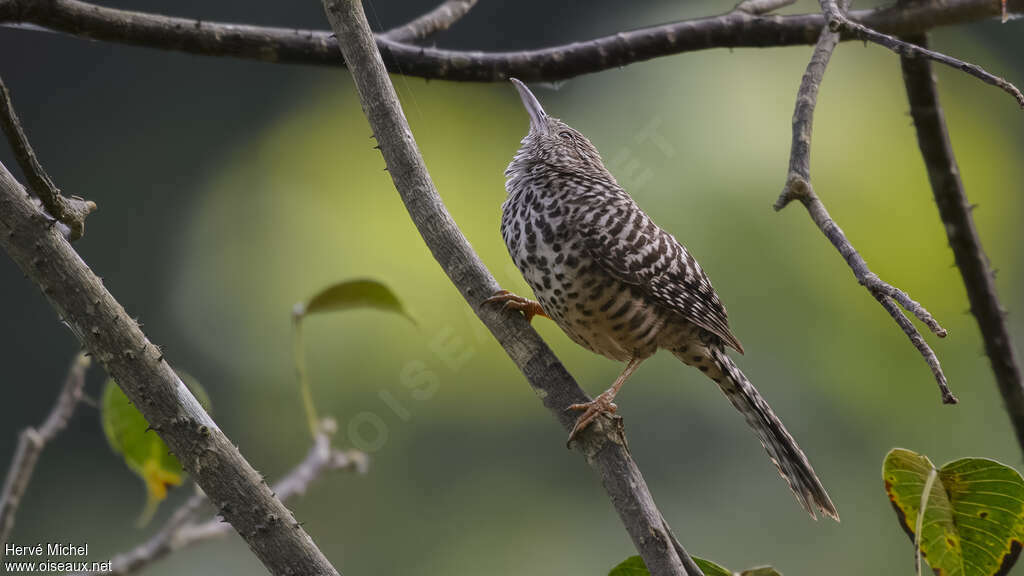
[679,347,839,521]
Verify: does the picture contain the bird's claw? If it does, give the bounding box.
[483,289,547,323]
[566,393,618,445]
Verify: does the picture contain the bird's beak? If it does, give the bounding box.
[510,78,548,134]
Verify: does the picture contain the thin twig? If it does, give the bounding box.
[900,33,1024,449]
[0,160,342,576]
[67,420,366,576]
[92,489,209,576]
[775,23,840,209]
[820,0,1023,107]
[0,0,1018,82]
[321,0,701,574]
[0,352,90,559]
[734,0,797,16]
[380,0,477,43]
[775,7,956,405]
[0,75,96,240]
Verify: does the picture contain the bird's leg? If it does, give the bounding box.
[483,289,549,323]
[567,357,644,444]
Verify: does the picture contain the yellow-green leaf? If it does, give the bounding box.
[294,278,415,323]
[101,372,210,526]
[608,555,780,576]
[883,448,1024,576]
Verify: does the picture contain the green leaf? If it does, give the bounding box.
[694,558,732,576]
[608,555,780,576]
[607,556,649,576]
[101,372,210,526]
[883,448,1024,576]
[294,278,415,323]
[292,278,414,437]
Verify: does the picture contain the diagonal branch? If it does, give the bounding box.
[72,421,367,576]
[900,33,1024,451]
[380,0,477,43]
[0,160,342,576]
[819,0,1023,107]
[0,75,96,240]
[321,0,703,574]
[0,352,90,560]
[775,10,956,405]
[0,0,1019,82]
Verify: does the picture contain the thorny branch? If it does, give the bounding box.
[0,39,346,571]
[818,0,1023,107]
[0,352,90,560]
[321,0,702,574]
[0,156,342,575]
[68,421,367,576]
[0,75,96,240]
[775,1,957,405]
[0,0,1019,83]
[900,33,1024,452]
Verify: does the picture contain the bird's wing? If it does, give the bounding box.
[564,186,744,353]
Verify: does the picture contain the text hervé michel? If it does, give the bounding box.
[4,542,111,573]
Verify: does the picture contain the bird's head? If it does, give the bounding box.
[507,78,607,176]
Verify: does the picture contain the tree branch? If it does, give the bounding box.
[380,0,477,43]
[0,75,95,240]
[775,6,956,405]
[0,161,341,576]
[819,0,1023,107]
[0,352,90,560]
[734,0,797,16]
[321,1,702,574]
[0,0,1019,82]
[900,33,1024,450]
[72,421,367,576]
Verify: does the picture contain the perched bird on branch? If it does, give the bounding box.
[487,78,838,521]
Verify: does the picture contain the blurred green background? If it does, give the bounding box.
[1,0,1023,574]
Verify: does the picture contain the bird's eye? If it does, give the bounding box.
[558,131,574,141]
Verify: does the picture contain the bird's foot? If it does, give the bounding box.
[483,289,548,323]
[566,391,618,444]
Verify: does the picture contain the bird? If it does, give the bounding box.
[485,78,839,521]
